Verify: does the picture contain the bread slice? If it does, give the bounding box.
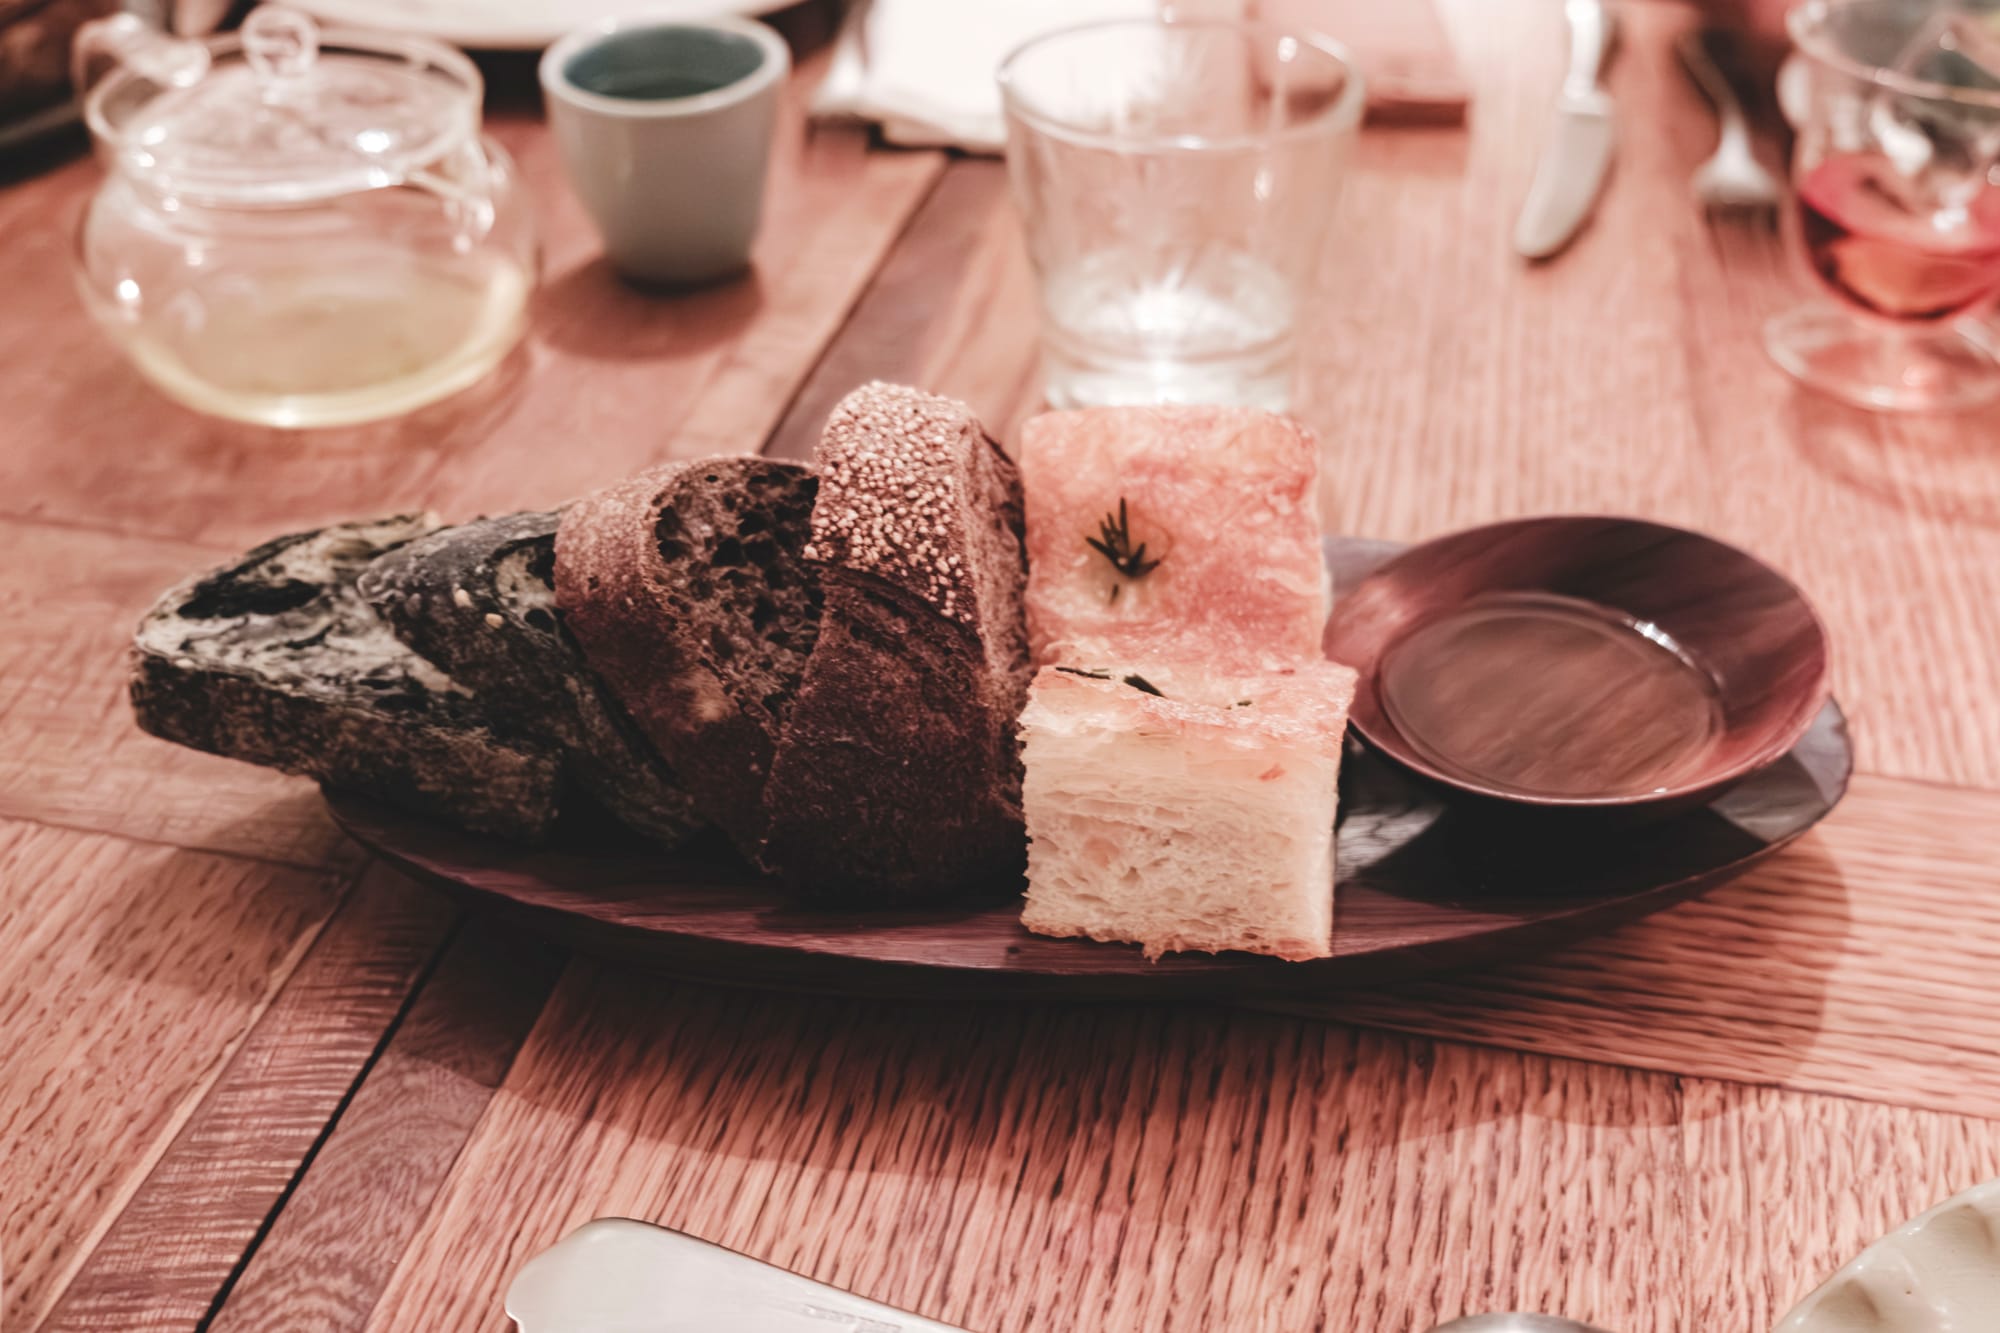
[761,382,1033,900]
[359,511,704,846]
[1015,404,1352,955]
[1017,660,1357,960]
[1017,405,1331,669]
[554,459,822,854]
[131,516,561,839]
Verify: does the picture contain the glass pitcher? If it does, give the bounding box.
[73,7,539,428]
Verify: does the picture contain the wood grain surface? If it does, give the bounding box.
[1684,1080,2000,1331]
[207,919,561,1333]
[1,517,362,868]
[0,823,347,1330]
[1287,774,2000,1119]
[3,0,2000,1330]
[39,868,455,1333]
[359,978,1689,1333]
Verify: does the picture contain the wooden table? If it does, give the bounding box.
[5,2,2000,1329]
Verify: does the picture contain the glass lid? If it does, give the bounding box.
[84,8,484,204]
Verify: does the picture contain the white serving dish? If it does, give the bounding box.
[1774,1177,2000,1333]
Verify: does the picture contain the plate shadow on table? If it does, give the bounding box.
[1790,386,2000,531]
[440,828,1848,1190]
[531,259,766,362]
[1269,825,1850,1114]
[477,952,1707,1184]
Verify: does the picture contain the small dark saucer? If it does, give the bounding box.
[1323,516,1832,812]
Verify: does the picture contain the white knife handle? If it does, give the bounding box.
[1564,0,1614,96]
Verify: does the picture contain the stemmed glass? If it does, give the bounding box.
[1766,0,2000,412]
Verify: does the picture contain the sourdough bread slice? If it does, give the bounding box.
[554,459,822,855]
[131,516,561,839]
[359,511,703,846]
[761,382,1032,900]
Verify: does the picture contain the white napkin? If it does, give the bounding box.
[813,0,1159,153]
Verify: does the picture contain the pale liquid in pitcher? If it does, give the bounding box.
[122,251,530,428]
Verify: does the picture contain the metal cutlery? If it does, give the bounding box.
[1679,28,1782,213]
[1514,0,1619,259]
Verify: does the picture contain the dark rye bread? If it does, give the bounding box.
[554,459,822,854]
[761,382,1033,900]
[131,516,561,840]
[358,511,703,846]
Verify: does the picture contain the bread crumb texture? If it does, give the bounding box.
[1018,664,1353,962]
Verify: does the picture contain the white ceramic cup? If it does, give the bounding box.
[540,14,789,286]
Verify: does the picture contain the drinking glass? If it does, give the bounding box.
[997,19,1363,412]
[1766,0,2000,412]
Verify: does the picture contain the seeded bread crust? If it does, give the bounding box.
[131,516,561,840]
[359,511,704,846]
[554,459,822,855]
[762,383,1033,900]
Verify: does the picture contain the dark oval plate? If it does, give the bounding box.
[328,537,1852,1001]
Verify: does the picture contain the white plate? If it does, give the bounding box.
[277,0,795,51]
[1774,1177,2000,1333]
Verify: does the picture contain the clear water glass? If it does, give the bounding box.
[998,19,1363,411]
